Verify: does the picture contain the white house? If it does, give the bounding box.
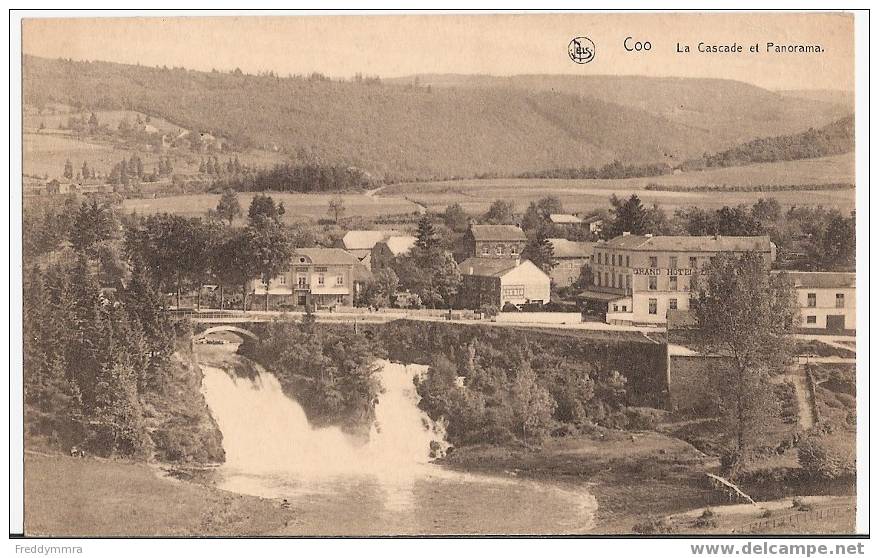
[459,257,551,309]
[781,271,856,332]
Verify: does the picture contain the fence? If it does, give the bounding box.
[731,505,855,534]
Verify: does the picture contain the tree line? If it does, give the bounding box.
[210,163,376,193]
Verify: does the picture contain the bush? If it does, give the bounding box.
[632,517,676,534]
[692,508,718,529]
[625,406,669,430]
[798,435,855,481]
[791,498,813,512]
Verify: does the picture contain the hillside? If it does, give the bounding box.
[24,56,849,181]
[691,115,854,168]
[390,74,852,148]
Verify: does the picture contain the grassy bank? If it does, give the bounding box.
[24,451,296,536]
[436,432,719,533]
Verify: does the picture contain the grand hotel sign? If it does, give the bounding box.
[632,268,695,276]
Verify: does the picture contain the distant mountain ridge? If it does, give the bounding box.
[23,56,851,181]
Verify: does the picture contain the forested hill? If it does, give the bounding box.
[390,74,852,148]
[23,56,848,181]
[688,115,854,169]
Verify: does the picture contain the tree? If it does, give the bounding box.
[483,200,515,225]
[442,203,469,233]
[691,253,797,471]
[522,196,564,231]
[510,364,556,443]
[214,229,260,313]
[605,194,647,238]
[819,213,855,271]
[414,215,440,251]
[70,200,115,254]
[359,268,399,308]
[247,193,284,225]
[327,195,346,223]
[63,159,74,179]
[521,229,556,274]
[246,219,292,311]
[80,161,91,180]
[215,188,242,225]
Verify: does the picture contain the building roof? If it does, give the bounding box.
[292,248,360,266]
[459,257,519,277]
[469,224,527,242]
[381,235,418,256]
[584,215,605,224]
[549,214,583,224]
[777,271,856,289]
[548,238,594,259]
[340,230,400,251]
[602,234,772,252]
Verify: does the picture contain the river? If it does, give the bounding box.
[198,349,596,535]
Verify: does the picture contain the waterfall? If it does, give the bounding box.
[200,359,446,479]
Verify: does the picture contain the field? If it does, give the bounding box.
[121,191,423,223]
[23,451,296,536]
[381,154,856,214]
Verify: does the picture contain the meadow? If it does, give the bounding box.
[381,154,856,214]
[122,191,422,223]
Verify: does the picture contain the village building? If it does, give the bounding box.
[335,229,401,269]
[585,233,775,325]
[547,238,593,287]
[781,271,856,333]
[458,257,551,309]
[252,248,371,309]
[584,215,605,235]
[548,213,583,227]
[464,224,527,259]
[371,235,417,272]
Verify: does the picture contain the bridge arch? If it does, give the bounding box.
[193,325,260,341]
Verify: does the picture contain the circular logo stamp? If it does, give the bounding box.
[568,36,596,64]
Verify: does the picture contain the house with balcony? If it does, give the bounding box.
[252,248,371,309]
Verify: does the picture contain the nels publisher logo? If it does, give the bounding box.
[568,36,596,64]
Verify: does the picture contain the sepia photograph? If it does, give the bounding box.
[8,8,868,544]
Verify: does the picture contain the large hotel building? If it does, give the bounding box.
[585,233,775,325]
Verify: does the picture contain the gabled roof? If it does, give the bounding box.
[381,235,418,256]
[602,234,772,252]
[469,224,526,242]
[292,248,359,266]
[548,238,594,259]
[459,257,519,277]
[549,214,583,224]
[777,271,856,289]
[340,230,400,250]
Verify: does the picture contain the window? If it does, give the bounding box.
[611,274,616,288]
[618,274,623,288]
[315,266,328,273]
[297,275,307,288]
[648,276,657,290]
[669,256,678,269]
[482,245,490,255]
[836,293,845,308]
[689,256,698,268]
[510,246,517,255]
[669,298,678,310]
[621,305,627,312]
[496,245,504,256]
[503,286,525,298]
[604,272,609,286]
[317,274,325,286]
[613,304,619,312]
[807,293,816,308]
[595,251,601,265]
[594,275,600,286]
[626,255,630,267]
[649,256,658,268]
[648,298,658,315]
[669,276,677,291]
[336,275,344,286]
[625,275,631,290]
[279,275,286,285]
[806,315,817,324]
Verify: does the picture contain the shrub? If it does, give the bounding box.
[692,508,718,529]
[632,517,676,534]
[798,435,855,481]
[625,406,669,430]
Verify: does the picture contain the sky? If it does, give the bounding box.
[21,12,854,91]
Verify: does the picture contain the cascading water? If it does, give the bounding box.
[199,353,597,535]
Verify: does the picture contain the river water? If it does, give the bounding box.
[199,354,596,535]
